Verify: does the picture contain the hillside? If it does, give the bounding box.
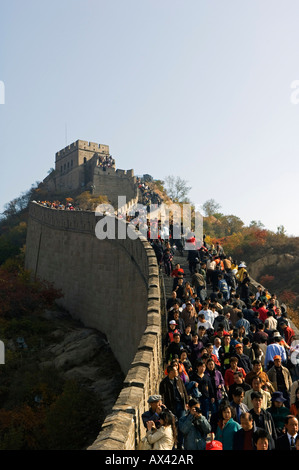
[203,216,299,311]
[145,184,299,307]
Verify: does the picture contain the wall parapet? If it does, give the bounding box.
[25,202,165,451]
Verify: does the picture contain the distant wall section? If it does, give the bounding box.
[92,167,137,208]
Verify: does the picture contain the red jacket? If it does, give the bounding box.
[258,307,269,323]
[284,326,295,345]
[224,367,246,388]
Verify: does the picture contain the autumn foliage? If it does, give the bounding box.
[280,290,297,306]
[0,379,102,450]
[0,263,102,450]
[259,275,275,286]
[0,265,63,319]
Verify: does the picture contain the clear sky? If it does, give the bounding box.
[1,0,299,235]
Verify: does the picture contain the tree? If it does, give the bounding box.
[249,220,265,229]
[44,380,103,450]
[0,222,27,265]
[280,290,296,306]
[1,183,40,221]
[142,174,153,182]
[0,265,63,319]
[164,175,191,203]
[277,225,286,236]
[202,199,222,217]
[259,275,275,286]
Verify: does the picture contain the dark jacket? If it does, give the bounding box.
[213,315,231,333]
[228,381,251,401]
[205,369,225,401]
[218,344,235,369]
[240,283,250,302]
[189,372,214,399]
[233,423,275,450]
[249,408,278,441]
[159,376,188,415]
[190,342,204,366]
[224,271,237,290]
[180,332,193,352]
[235,352,252,374]
[276,433,297,450]
[165,341,187,363]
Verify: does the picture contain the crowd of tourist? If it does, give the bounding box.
[137,178,163,208]
[97,154,115,169]
[34,200,79,211]
[33,186,299,452]
[141,237,299,451]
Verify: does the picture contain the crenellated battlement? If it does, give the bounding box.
[55,140,109,161]
[45,139,138,205]
[94,167,135,177]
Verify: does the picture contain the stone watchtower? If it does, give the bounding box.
[43,140,137,208]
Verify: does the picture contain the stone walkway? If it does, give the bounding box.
[162,251,191,298]
[160,249,192,341]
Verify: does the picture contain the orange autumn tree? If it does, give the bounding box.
[259,275,275,286]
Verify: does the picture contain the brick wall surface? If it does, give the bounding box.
[25,202,164,450]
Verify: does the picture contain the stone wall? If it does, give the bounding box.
[92,167,137,208]
[24,202,164,449]
[45,140,136,203]
[88,273,165,450]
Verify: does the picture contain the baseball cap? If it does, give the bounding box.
[206,440,223,450]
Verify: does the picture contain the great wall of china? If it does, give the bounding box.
[24,140,299,450]
[25,200,165,450]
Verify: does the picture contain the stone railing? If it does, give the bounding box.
[87,247,166,451]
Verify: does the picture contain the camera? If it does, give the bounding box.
[195,406,201,413]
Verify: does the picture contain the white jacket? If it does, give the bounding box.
[146,425,174,450]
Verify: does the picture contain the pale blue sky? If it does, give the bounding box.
[1,0,299,235]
